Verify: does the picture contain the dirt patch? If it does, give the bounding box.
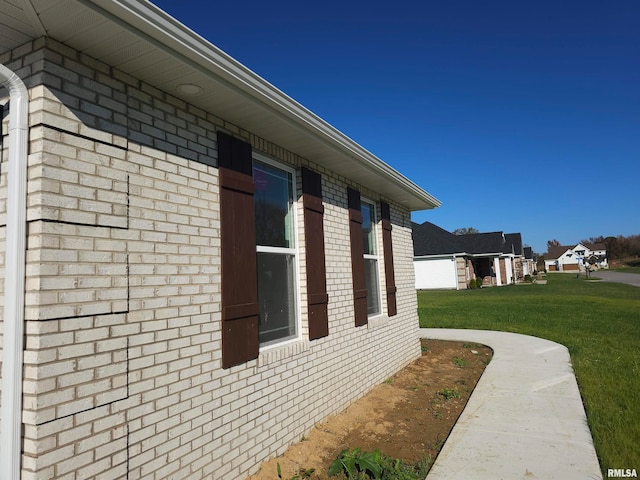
[247,339,492,479]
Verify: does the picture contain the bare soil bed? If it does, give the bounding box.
[247,339,492,479]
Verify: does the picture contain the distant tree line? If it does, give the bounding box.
[583,235,640,262]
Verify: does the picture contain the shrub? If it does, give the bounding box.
[328,448,430,480]
[453,357,467,368]
[437,387,461,400]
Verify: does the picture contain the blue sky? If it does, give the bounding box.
[151,0,639,254]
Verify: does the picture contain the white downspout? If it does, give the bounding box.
[0,63,29,480]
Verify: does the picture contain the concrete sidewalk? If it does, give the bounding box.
[420,328,602,480]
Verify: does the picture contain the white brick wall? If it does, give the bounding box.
[0,38,422,480]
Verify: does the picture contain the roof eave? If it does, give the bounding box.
[469,252,503,258]
[82,0,441,211]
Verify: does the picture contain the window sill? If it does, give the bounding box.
[368,314,390,330]
[257,338,310,367]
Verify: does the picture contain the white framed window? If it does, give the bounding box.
[361,199,381,316]
[253,155,300,346]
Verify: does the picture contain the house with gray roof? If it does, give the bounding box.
[523,246,536,276]
[412,222,467,289]
[413,222,527,289]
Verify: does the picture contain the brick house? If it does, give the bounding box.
[0,1,440,479]
[413,222,525,288]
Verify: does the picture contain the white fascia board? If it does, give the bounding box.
[414,253,463,260]
[468,252,502,258]
[84,0,441,210]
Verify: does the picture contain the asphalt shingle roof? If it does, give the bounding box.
[545,242,607,260]
[457,232,505,255]
[412,222,529,258]
[412,221,465,256]
[504,233,523,255]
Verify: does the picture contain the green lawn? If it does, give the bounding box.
[417,274,640,475]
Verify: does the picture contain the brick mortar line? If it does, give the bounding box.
[35,390,128,426]
[30,218,130,230]
[33,122,128,151]
[31,309,129,322]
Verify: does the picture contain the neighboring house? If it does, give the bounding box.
[523,246,536,276]
[412,222,527,289]
[503,232,525,284]
[544,242,608,272]
[0,2,441,480]
[412,222,468,289]
[458,231,511,286]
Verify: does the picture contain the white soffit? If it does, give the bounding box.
[1,0,441,211]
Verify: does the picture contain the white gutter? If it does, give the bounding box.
[413,253,467,260]
[0,63,29,480]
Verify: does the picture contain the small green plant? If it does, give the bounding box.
[413,456,434,477]
[452,357,467,368]
[427,434,446,450]
[277,463,315,480]
[328,448,383,479]
[383,377,393,384]
[327,448,431,480]
[298,468,315,479]
[437,387,460,400]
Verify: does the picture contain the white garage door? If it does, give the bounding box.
[414,258,458,289]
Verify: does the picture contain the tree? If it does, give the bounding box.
[546,239,561,249]
[604,236,621,261]
[602,235,640,261]
[630,235,640,257]
[453,227,479,235]
[581,236,605,245]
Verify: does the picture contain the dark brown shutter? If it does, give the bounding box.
[218,131,259,368]
[348,187,368,327]
[302,167,329,340]
[380,202,397,317]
